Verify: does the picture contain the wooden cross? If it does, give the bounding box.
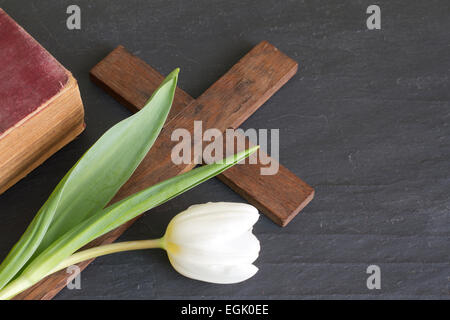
[15,41,314,300]
[90,41,314,226]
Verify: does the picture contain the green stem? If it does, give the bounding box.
[0,277,33,300]
[47,238,164,276]
[0,238,164,300]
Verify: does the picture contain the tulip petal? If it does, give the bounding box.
[169,231,260,266]
[168,254,259,284]
[163,202,261,284]
[167,202,259,245]
[172,202,256,220]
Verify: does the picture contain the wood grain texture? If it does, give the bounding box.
[90,44,314,225]
[16,41,311,299]
[216,135,314,226]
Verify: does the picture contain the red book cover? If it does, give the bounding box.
[0,8,84,193]
[0,8,70,136]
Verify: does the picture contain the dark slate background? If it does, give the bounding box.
[0,0,448,299]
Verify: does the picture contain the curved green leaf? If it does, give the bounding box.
[22,147,258,283]
[0,69,179,289]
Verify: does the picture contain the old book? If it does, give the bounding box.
[0,8,85,194]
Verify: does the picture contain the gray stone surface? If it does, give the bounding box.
[0,0,448,299]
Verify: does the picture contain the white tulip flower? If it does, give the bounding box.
[162,202,261,284]
[25,202,261,296]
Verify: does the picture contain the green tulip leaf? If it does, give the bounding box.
[22,147,258,283]
[0,69,179,289]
